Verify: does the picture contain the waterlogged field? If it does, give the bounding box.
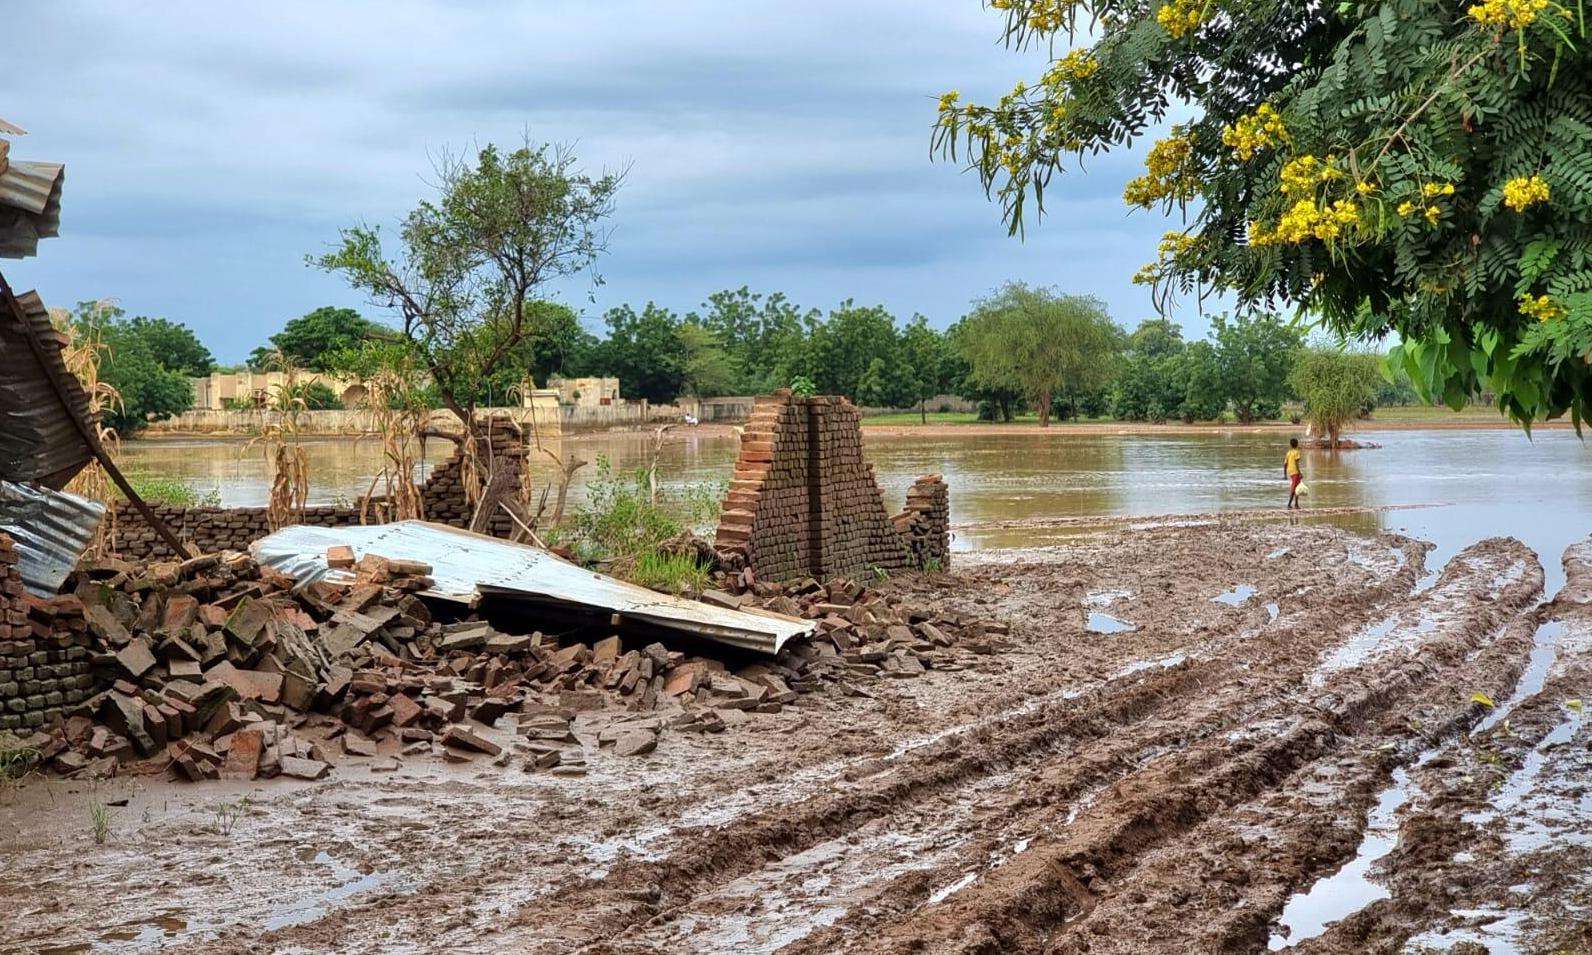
[6,424,1584,953]
[123,426,1592,578]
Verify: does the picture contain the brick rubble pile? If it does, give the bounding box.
[0,533,1004,784]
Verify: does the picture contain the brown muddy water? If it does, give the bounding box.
[122,427,1592,590]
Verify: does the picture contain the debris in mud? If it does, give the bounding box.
[0,524,1001,786]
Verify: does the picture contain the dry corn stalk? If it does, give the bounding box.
[355,368,425,524]
[56,302,123,557]
[251,349,311,532]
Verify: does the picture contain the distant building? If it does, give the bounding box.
[190,370,364,410]
[546,375,621,408]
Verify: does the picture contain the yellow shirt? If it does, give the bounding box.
[1285,448,1301,476]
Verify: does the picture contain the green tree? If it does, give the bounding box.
[956,282,1121,427]
[294,380,343,411]
[1211,313,1304,423]
[314,139,622,430]
[898,314,953,422]
[935,1,1592,427]
[124,316,215,377]
[946,316,1021,420]
[1111,319,1188,422]
[71,302,195,434]
[676,320,739,398]
[693,287,818,392]
[1290,347,1384,448]
[808,301,901,399]
[248,306,386,372]
[452,301,600,406]
[1177,341,1227,422]
[595,303,686,403]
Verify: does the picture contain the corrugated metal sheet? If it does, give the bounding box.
[0,161,62,259]
[0,290,95,487]
[254,521,814,656]
[0,480,105,596]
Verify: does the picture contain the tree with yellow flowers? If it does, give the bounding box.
[935,0,1592,427]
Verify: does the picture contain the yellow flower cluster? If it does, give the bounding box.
[1250,199,1361,246]
[1279,154,1345,197]
[937,90,960,116]
[1397,200,1443,225]
[1468,0,1550,29]
[1132,232,1199,286]
[1157,0,1207,38]
[1394,183,1455,226]
[1503,174,1550,211]
[1222,104,1289,161]
[1123,133,1198,207]
[988,0,1067,32]
[1519,293,1565,322]
[1044,49,1101,87]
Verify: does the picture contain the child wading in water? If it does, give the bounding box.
[1284,437,1303,509]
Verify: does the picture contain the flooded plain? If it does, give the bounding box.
[122,425,1592,584]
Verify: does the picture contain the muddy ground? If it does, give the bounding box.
[2,518,1586,954]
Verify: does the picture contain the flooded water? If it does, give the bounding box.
[122,426,1592,585]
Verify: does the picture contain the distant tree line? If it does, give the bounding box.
[232,285,1417,430]
[68,286,1420,436]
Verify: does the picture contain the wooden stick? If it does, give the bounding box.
[0,270,193,560]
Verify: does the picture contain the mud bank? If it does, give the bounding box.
[2,519,1585,954]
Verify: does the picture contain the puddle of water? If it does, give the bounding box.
[1403,910,1527,955]
[1083,588,1134,609]
[1265,602,1280,623]
[1086,611,1138,634]
[1267,547,1291,560]
[1474,621,1563,736]
[1268,756,1432,949]
[1212,584,1258,606]
[1468,715,1582,823]
[263,851,393,931]
[926,872,978,905]
[1311,614,1401,684]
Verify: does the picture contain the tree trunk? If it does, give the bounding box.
[1038,389,1052,427]
[920,397,927,424]
[1329,424,1340,449]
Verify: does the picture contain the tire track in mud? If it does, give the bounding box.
[794,538,1543,955]
[478,536,1430,953]
[1075,602,1545,953]
[1285,540,1592,955]
[197,524,1418,953]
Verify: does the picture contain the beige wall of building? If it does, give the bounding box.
[545,375,621,408]
[190,371,363,410]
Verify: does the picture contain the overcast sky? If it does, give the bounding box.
[5,1,1194,364]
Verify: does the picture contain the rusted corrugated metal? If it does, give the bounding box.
[254,521,815,655]
[0,480,105,596]
[0,290,94,487]
[0,161,63,259]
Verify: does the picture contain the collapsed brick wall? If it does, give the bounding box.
[895,473,950,570]
[110,419,528,560]
[417,416,525,540]
[0,533,99,732]
[715,392,951,581]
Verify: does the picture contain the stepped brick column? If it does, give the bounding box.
[715,391,951,581]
